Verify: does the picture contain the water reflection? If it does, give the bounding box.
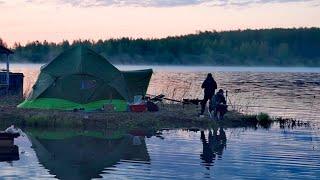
[0,145,19,162]
[200,128,226,168]
[0,133,20,162]
[0,124,319,179]
[27,130,150,180]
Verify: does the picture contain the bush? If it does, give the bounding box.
[257,112,271,123]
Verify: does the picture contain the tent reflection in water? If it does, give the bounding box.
[27,130,150,180]
[18,46,152,111]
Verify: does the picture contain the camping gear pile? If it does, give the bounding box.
[128,95,159,112]
[145,94,202,106]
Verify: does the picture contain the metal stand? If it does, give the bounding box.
[6,54,9,95]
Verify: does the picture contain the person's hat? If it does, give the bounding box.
[218,89,224,93]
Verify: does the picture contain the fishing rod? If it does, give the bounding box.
[229,104,314,111]
[147,91,305,111]
[145,94,181,102]
[145,94,202,105]
[225,91,316,111]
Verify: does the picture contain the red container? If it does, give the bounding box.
[130,104,147,112]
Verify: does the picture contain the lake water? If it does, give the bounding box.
[1,64,320,179]
[0,125,319,179]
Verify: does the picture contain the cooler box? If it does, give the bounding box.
[130,104,147,112]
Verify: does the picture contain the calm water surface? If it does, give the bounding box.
[0,125,319,179]
[1,64,319,179]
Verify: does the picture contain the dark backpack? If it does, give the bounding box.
[146,101,159,112]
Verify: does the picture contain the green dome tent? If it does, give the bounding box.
[18,46,152,111]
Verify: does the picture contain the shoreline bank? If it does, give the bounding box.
[0,103,301,132]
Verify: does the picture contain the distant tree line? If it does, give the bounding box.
[1,28,320,66]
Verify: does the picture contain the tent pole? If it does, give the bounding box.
[6,54,10,94]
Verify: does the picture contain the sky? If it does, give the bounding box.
[0,0,320,46]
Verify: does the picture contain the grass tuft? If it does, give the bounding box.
[257,112,271,123]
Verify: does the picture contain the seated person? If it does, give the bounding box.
[210,89,228,120]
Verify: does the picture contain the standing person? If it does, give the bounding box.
[200,73,217,117]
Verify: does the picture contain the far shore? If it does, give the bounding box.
[1,63,320,73]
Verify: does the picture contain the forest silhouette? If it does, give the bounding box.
[1,28,319,66]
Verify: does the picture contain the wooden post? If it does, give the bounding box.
[6,54,10,94]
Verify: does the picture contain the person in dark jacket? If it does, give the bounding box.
[200,73,217,116]
[211,89,227,120]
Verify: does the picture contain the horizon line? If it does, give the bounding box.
[2,26,319,48]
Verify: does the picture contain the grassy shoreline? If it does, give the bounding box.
[0,103,296,132]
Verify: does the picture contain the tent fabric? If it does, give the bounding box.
[18,46,152,111]
[122,69,153,99]
[18,98,128,111]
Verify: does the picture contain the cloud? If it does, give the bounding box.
[206,0,314,7]
[33,0,213,7]
[26,0,316,8]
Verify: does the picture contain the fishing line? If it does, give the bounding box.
[226,91,317,111]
